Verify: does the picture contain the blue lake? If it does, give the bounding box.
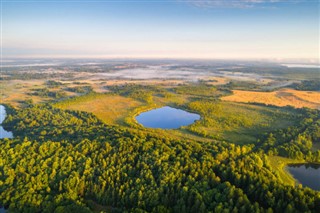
[136,106,200,129]
[0,105,13,139]
[287,164,320,191]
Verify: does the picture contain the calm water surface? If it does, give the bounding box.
[0,105,13,139]
[287,164,320,191]
[136,106,200,129]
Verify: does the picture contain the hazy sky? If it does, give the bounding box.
[2,0,319,60]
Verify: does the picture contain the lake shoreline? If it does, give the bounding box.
[135,106,200,129]
[0,105,14,139]
[286,163,320,191]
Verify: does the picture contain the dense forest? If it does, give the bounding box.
[0,103,320,212]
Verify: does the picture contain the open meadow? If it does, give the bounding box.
[52,81,302,145]
[55,93,143,125]
[222,88,320,109]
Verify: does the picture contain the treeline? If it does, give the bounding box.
[225,66,320,80]
[30,88,67,99]
[46,80,64,88]
[289,80,320,91]
[220,81,261,91]
[174,84,217,97]
[107,84,169,104]
[0,105,319,212]
[2,104,120,143]
[65,86,93,94]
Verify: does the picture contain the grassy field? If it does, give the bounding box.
[52,83,301,145]
[186,101,297,144]
[222,88,320,109]
[2,79,307,146]
[267,156,306,186]
[55,93,143,125]
[0,79,81,108]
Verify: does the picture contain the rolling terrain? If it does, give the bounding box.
[0,60,319,212]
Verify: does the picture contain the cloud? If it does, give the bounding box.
[182,0,300,9]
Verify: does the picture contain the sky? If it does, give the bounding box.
[1,0,319,61]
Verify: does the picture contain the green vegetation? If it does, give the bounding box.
[224,66,320,80]
[186,101,297,144]
[257,108,320,162]
[174,84,218,97]
[65,86,93,94]
[108,84,168,104]
[290,80,320,91]
[220,81,261,91]
[267,156,305,186]
[1,82,320,212]
[46,80,64,88]
[31,88,68,99]
[56,83,308,145]
[1,104,320,212]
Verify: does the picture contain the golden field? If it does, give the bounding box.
[222,88,320,109]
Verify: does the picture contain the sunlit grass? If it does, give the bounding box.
[267,156,305,186]
[222,89,320,109]
[187,101,297,144]
[55,93,143,125]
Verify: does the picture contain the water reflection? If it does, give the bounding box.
[287,164,320,191]
[136,106,200,129]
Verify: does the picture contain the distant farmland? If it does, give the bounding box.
[221,88,320,109]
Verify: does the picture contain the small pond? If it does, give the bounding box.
[135,106,200,129]
[287,164,320,191]
[0,105,13,139]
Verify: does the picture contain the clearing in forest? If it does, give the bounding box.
[55,93,143,125]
